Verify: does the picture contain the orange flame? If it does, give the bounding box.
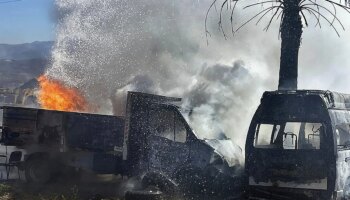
[37,75,90,112]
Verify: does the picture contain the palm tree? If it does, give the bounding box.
[206,0,350,90]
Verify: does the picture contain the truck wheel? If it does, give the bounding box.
[141,172,177,194]
[125,190,164,200]
[25,157,52,183]
[174,166,204,195]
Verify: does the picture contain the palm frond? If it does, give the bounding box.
[205,0,350,40]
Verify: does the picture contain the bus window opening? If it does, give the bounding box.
[254,122,323,150]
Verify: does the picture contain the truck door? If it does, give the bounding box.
[65,113,124,174]
[147,107,189,174]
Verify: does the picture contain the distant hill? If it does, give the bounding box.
[0,41,53,88]
[0,41,53,60]
[0,58,47,88]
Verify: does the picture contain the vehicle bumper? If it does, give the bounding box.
[247,186,332,200]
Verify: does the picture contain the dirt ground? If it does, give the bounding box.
[0,172,132,200]
[0,170,242,200]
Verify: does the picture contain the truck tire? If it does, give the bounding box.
[125,190,164,200]
[25,157,52,183]
[174,166,204,195]
[141,172,177,194]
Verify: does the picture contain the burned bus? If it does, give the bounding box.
[0,92,242,198]
[246,90,350,200]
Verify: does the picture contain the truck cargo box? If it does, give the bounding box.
[1,106,125,152]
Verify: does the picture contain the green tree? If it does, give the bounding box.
[206,0,350,90]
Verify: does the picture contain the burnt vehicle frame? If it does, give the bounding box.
[245,90,350,200]
[0,91,242,198]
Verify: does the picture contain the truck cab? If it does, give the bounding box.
[246,90,350,200]
[121,92,243,197]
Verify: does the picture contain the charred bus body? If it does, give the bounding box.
[246,90,350,200]
[0,92,242,198]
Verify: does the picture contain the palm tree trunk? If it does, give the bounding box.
[278,0,302,90]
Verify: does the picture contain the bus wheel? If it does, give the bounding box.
[25,157,52,183]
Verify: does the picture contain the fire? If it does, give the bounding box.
[37,75,90,112]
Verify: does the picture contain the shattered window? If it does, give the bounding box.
[255,124,277,147]
[175,117,186,143]
[149,108,188,143]
[336,124,350,148]
[149,109,175,141]
[254,122,323,150]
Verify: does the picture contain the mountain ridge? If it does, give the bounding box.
[0,41,54,60]
[0,41,53,88]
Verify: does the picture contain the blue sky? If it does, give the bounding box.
[0,0,55,44]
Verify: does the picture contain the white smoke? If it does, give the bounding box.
[46,0,350,148]
[180,61,264,146]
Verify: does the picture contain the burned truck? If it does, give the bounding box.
[246,90,350,200]
[0,92,242,198]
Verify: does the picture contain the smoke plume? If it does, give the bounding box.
[46,0,350,148]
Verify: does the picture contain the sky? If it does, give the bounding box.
[0,0,55,44]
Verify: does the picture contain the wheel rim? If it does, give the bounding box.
[28,160,50,183]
